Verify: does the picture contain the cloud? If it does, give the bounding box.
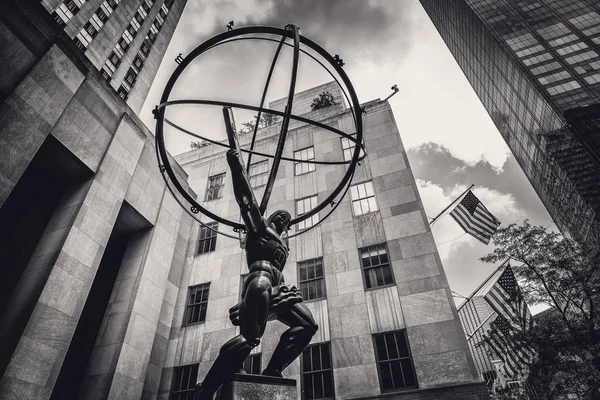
[408,143,553,227]
[246,0,415,62]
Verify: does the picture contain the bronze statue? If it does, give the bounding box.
[194,115,318,400]
[153,24,365,400]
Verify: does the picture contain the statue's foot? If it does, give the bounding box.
[261,368,283,378]
[195,384,214,400]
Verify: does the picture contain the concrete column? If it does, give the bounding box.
[0,114,146,399]
[102,188,184,399]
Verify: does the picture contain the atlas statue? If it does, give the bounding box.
[153,24,365,400]
[195,109,318,399]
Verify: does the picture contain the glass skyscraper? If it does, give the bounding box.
[420,0,600,243]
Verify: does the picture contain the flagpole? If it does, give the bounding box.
[457,258,510,311]
[466,311,497,341]
[429,184,474,226]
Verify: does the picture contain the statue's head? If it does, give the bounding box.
[267,210,291,235]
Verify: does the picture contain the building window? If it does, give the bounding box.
[296,195,319,231]
[183,283,210,326]
[360,244,394,289]
[124,68,137,85]
[374,330,417,392]
[197,222,218,254]
[140,39,152,56]
[350,181,377,216]
[301,342,334,400]
[133,54,144,70]
[117,85,129,100]
[298,258,325,301]
[249,160,269,188]
[243,353,261,375]
[108,51,121,68]
[294,147,316,175]
[118,36,130,51]
[341,133,358,161]
[171,364,198,400]
[205,173,225,201]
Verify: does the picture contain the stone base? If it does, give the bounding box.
[216,374,297,400]
[354,381,490,399]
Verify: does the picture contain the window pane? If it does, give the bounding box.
[315,260,323,277]
[303,347,312,371]
[357,184,366,198]
[396,332,409,358]
[380,361,393,390]
[299,265,308,281]
[390,360,404,388]
[368,197,377,212]
[401,359,417,387]
[313,373,324,399]
[323,370,334,397]
[304,374,314,400]
[352,201,362,216]
[382,265,393,285]
[386,333,399,359]
[375,335,387,361]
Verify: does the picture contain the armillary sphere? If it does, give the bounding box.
[154,24,366,239]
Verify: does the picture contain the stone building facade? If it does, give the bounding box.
[170,82,489,399]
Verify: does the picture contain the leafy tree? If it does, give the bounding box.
[237,113,280,135]
[190,140,211,150]
[310,91,338,111]
[481,221,600,399]
[237,120,256,136]
[258,112,279,128]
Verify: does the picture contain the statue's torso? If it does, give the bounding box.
[245,225,288,272]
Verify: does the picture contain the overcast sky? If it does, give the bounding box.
[140,0,554,309]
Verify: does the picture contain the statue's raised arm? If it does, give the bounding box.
[222,108,266,235]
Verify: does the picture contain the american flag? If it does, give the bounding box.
[450,190,500,244]
[484,266,533,331]
[485,316,536,377]
[482,266,535,377]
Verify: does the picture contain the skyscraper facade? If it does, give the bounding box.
[170,82,489,399]
[419,0,600,243]
[41,0,182,112]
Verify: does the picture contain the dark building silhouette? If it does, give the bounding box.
[420,0,600,244]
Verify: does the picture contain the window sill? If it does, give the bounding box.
[353,210,379,218]
[380,386,419,395]
[294,170,316,177]
[196,250,216,256]
[302,297,327,304]
[182,320,206,328]
[364,283,396,292]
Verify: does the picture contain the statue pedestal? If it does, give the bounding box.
[216,373,297,400]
